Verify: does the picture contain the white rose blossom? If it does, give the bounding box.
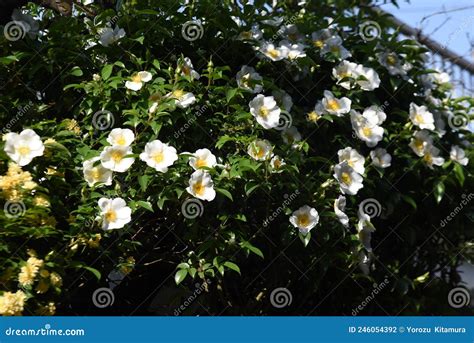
[186,170,216,201]
[289,205,320,234]
[249,94,281,129]
[125,71,152,91]
[4,129,44,166]
[98,197,132,230]
[139,140,178,173]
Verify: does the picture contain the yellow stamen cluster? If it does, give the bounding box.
[307,111,320,123]
[297,214,310,227]
[0,163,37,201]
[327,99,340,111]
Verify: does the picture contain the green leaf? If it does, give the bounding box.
[223,261,241,274]
[101,64,113,80]
[175,269,188,285]
[244,183,259,196]
[70,66,83,77]
[240,241,264,258]
[137,200,153,212]
[226,88,238,103]
[434,181,445,204]
[216,188,233,201]
[401,195,417,210]
[453,163,465,187]
[138,175,150,192]
[299,232,311,247]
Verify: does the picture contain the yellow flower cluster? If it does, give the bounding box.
[0,162,37,201]
[18,256,43,287]
[63,119,81,135]
[0,290,27,316]
[70,233,102,251]
[37,302,56,315]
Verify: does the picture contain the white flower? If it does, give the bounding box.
[4,129,44,166]
[289,205,319,234]
[450,145,468,166]
[100,146,135,172]
[332,61,380,91]
[350,109,385,148]
[249,94,281,129]
[236,65,263,93]
[106,128,135,147]
[311,29,333,49]
[332,60,359,90]
[409,103,435,130]
[370,148,392,168]
[98,197,132,230]
[337,147,365,174]
[166,89,196,108]
[99,26,125,47]
[355,65,380,91]
[270,155,286,172]
[180,57,200,80]
[186,170,216,201]
[279,40,306,60]
[83,157,113,187]
[247,139,273,161]
[433,71,450,84]
[321,36,351,59]
[272,89,293,112]
[357,212,375,252]
[321,90,351,116]
[361,105,386,126]
[189,148,217,170]
[281,126,302,145]
[334,195,349,227]
[409,130,433,157]
[139,140,178,173]
[378,51,406,76]
[423,145,445,169]
[333,161,364,195]
[125,71,152,91]
[259,41,289,61]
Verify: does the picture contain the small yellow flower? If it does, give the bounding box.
[34,195,50,208]
[50,272,63,287]
[37,302,56,316]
